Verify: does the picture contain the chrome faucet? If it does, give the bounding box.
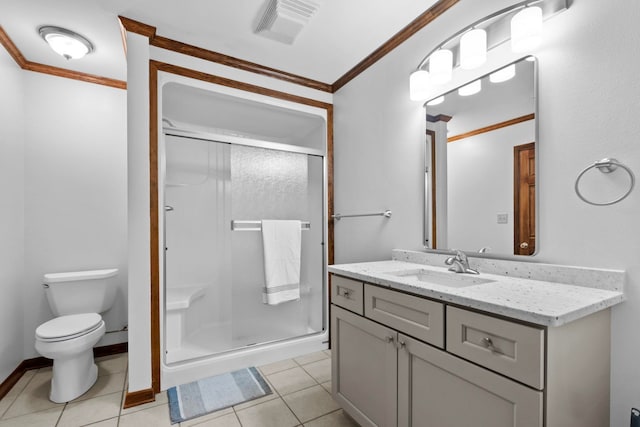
[445,249,479,274]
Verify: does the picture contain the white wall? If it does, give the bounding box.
[23,72,128,358]
[333,0,640,424]
[0,46,25,382]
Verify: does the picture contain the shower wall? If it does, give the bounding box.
[230,145,324,344]
[164,135,324,363]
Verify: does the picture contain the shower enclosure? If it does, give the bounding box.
[159,80,328,388]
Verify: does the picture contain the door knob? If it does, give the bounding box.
[520,242,529,249]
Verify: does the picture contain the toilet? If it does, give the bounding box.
[34,268,118,403]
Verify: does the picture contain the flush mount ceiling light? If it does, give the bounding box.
[39,26,94,60]
[408,0,568,101]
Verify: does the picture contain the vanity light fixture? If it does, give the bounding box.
[426,96,445,106]
[409,0,567,101]
[511,6,543,52]
[458,80,482,96]
[39,26,94,60]
[409,70,431,101]
[460,28,487,70]
[489,64,516,83]
[429,49,453,85]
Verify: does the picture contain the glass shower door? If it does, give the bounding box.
[164,135,325,364]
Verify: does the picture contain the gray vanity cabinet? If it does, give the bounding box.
[331,305,398,427]
[330,274,610,427]
[398,333,542,427]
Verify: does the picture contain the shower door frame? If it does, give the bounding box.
[149,61,334,392]
[161,128,327,364]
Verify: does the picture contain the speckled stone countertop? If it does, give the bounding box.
[328,251,625,327]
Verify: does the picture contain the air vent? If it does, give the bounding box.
[255,0,322,44]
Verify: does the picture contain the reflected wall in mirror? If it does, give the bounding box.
[424,57,537,257]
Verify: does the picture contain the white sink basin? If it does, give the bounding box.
[385,269,495,288]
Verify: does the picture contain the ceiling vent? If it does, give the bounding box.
[255,0,322,44]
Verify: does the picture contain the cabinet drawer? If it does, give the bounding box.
[365,284,444,348]
[331,275,364,315]
[447,306,545,390]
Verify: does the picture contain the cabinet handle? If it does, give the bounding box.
[385,336,394,344]
[482,337,501,354]
[398,340,406,349]
[342,290,351,298]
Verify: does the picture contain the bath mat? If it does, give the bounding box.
[167,367,272,424]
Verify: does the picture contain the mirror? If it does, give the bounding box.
[424,57,537,256]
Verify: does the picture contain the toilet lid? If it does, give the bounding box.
[36,313,103,341]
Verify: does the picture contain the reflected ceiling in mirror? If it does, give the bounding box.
[424,57,537,257]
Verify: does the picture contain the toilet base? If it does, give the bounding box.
[50,349,98,403]
[49,348,98,403]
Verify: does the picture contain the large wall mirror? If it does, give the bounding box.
[424,56,537,256]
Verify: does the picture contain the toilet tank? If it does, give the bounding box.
[43,269,118,316]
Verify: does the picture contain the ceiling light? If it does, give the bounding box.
[409,70,431,101]
[458,80,482,96]
[510,6,543,53]
[460,29,487,70]
[489,64,516,83]
[429,49,453,85]
[426,96,445,106]
[39,26,94,60]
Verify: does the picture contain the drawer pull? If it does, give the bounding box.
[482,337,502,355]
[342,290,351,298]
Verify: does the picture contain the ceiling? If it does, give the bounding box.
[0,0,441,85]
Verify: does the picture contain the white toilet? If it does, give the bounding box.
[34,268,118,403]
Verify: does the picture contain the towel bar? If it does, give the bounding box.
[231,220,311,231]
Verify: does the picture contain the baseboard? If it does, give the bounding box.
[123,388,155,409]
[0,342,128,401]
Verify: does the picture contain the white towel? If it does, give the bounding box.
[261,220,302,305]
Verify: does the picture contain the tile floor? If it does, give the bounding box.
[0,350,359,427]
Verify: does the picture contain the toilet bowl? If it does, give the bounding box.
[35,313,106,403]
[34,268,118,403]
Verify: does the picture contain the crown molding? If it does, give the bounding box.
[332,0,460,92]
[119,17,332,93]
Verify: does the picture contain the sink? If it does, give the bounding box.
[385,268,495,288]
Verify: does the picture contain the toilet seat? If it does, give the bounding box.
[36,313,103,342]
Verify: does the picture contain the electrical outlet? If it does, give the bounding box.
[497,213,509,224]
[631,408,640,427]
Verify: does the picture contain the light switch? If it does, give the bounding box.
[497,213,508,224]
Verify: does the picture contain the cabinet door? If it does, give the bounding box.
[331,305,398,427]
[398,334,542,427]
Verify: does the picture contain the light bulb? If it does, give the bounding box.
[460,29,487,70]
[458,80,482,96]
[409,70,431,101]
[426,96,445,106]
[511,7,542,53]
[429,49,453,85]
[489,64,516,83]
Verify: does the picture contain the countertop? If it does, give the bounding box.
[328,260,625,327]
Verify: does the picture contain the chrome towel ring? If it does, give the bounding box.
[574,158,635,206]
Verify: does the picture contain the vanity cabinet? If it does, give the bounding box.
[330,274,611,427]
